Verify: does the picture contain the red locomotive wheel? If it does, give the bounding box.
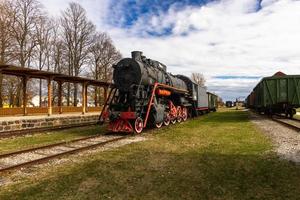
[182,107,188,121]
[155,122,163,128]
[134,117,144,134]
[171,118,177,124]
[177,117,182,123]
[177,106,182,123]
[164,114,170,126]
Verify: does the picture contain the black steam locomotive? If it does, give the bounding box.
[99,51,218,133]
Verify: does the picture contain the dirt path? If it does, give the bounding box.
[250,112,300,163]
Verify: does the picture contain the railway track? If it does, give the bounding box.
[271,115,300,132]
[0,134,129,173]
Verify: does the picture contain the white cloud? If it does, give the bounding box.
[41,0,300,100]
[40,0,110,28]
[206,77,261,100]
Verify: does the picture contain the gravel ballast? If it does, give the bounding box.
[250,112,300,163]
[0,135,146,187]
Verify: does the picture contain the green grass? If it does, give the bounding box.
[1,110,300,200]
[0,125,105,154]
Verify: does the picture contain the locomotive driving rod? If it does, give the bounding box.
[143,82,188,128]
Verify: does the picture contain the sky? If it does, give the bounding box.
[40,0,300,100]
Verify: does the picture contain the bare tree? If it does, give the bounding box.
[34,15,53,106]
[50,19,65,74]
[60,2,96,106]
[191,72,206,87]
[0,0,14,107]
[89,32,121,106]
[9,0,42,67]
[0,0,13,64]
[8,0,42,106]
[45,19,67,105]
[90,32,121,81]
[0,0,122,109]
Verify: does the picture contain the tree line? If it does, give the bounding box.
[0,0,121,107]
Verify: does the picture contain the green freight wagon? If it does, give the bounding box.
[207,92,218,112]
[252,72,300,118]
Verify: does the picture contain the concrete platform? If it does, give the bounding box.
[0,112,100,136]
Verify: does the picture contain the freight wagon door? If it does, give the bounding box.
[289,77,300,105]
[279,79,287,103]
[264,79,276,106]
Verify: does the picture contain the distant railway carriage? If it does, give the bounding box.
[207,92,218,112]
[99,51,219,133]
[225,101,233,107]
[176,75,210,116]
[247,72,300,118]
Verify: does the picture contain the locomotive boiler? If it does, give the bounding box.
[99,51,218,133]
[113,51,187,92]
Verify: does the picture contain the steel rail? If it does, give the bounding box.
[0,133,107,159]
[0,135,128,173]
[271,116,300,132]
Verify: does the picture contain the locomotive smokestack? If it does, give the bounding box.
[131,51,143,61]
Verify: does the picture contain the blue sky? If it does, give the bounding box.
[107,0,215,35]
[107,0,263,34]
[41,0,300,100]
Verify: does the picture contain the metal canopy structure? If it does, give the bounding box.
[0,64,111,116]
